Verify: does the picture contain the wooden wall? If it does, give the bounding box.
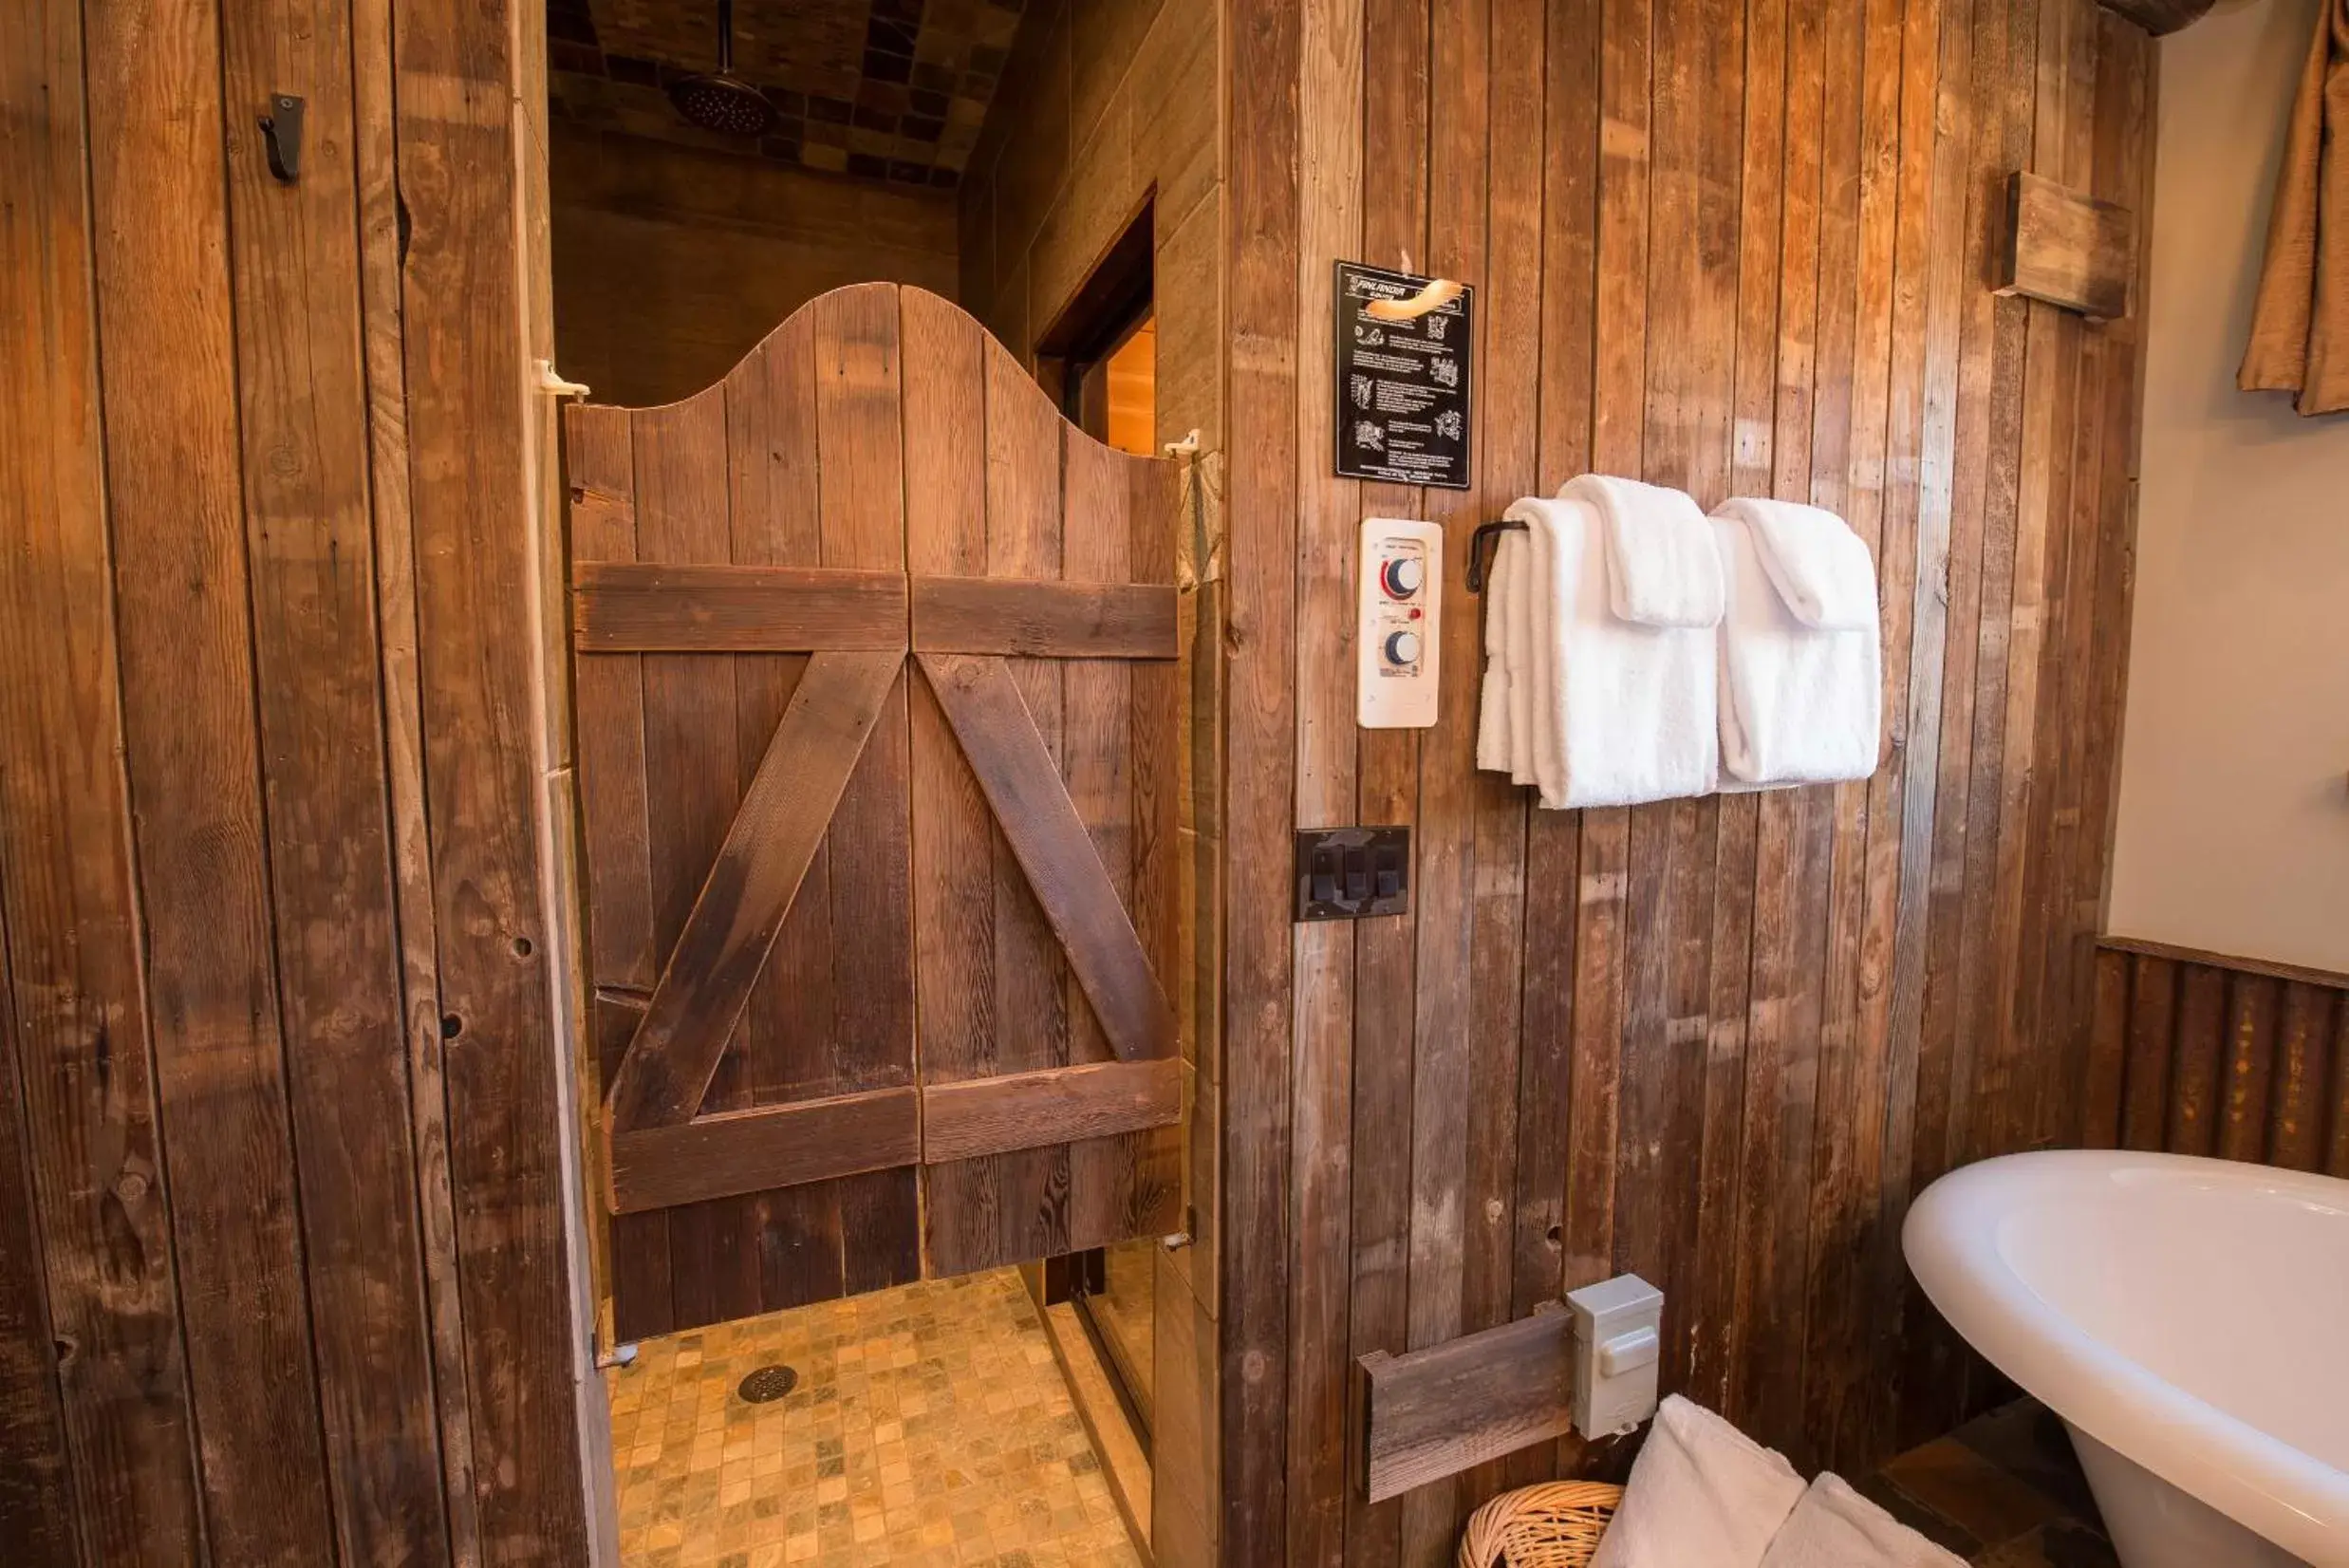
[1219,0,2156,1561]
[958,0,1220,418]
[0,0,603,1561]
[551,125,960,408]
[2086,939,2349,1170]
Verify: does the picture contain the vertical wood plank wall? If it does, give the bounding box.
[0,0,601,1562]
[1220,0,2158,1561]
[2086,940,2349,1173]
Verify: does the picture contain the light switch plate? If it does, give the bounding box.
[1293,826,1411,921]
[1358,518,1442,728]
[1566,1272,1665,1439]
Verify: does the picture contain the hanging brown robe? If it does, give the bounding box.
[2239,0,2349,416]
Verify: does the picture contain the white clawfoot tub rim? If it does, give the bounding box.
[1903,1150,2349,1568]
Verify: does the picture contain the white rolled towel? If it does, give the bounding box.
[1589,1395,1807,1568]
[1758,1473,1968,1568]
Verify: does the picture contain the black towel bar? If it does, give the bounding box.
[1463,518,1527,594]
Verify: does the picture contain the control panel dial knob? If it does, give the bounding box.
[1384,629,1423,666]
[1379,556,1425,599]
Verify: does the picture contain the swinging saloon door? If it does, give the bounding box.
[566,285,1185,1341]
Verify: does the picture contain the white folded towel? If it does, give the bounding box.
[1476,530,1516,776]
[1561,473,1728,630]
[1590,1395,1807,1568]
[1710,503,1882,788]
[1714,496,1877,631]
[1501,529,1539,787]
[1473,495,1719,808]
[1473,502,1563,800]
[1759,1473,1968,1568]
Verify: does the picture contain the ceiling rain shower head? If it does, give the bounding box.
[668,0,774,138]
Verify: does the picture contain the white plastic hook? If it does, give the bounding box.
[535,359,592,399]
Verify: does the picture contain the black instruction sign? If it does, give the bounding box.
[1333,261,1474,490]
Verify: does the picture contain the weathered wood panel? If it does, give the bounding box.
[1223,0,1305,1559]
[1292,1,1369,1562]
[808,287,926,1301]
[1997,171,2136,320]
[4,0,596,1559]
[609,1089,924,1214]
[1357,1313,1575,1505]
[571,563,910,652]
[395,0,598,1544]
[0,0,200,1560]
[2086,940,2347,1172]
[1340,0,1436,1557]
[0,906,80,1568]
[220,0,457,1551]
[922,1059,1184,1164]
[912,578,1181,659]
[84,0,341,1553]
[723,300,872,1317]
[1219,0,2159,1551]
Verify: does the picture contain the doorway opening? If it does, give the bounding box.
[548,9,1200,1565]
[604,1270,1138,1565]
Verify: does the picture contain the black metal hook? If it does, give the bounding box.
[1463,517,1528,594]
[259,94,304,183]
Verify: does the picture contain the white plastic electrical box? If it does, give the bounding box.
[1358,518,1442,728]
[1566,1272,1665,1439]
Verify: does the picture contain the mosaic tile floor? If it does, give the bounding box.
[1864,1400,2118,1567]
[604,1269,1144,1568]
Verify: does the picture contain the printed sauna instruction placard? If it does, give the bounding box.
[1333,262,1475,489]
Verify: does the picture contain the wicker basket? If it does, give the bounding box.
[1456,1481,1625,1568]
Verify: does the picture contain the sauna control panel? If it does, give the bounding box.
[1358,518,1442,728]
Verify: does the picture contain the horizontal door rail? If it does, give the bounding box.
[922,1058,1182,1165]
[573,562,908,651]
[911,576,1177,659]
[574,563,1178,659]
[608,1086,921,1214]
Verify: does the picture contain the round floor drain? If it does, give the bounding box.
[736,1364,799,1404]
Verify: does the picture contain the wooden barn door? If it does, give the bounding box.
[565,285,1184,1342]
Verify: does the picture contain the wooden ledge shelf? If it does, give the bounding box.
[1357,1308,1578,1503]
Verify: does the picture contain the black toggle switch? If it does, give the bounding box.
[1311,846,1340,905]
[1294,826,1411,921]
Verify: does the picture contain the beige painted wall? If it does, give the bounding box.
[2107,0,2349,973]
